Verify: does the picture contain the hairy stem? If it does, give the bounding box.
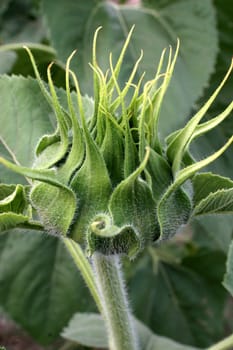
[208,334,233,350]
[92,253,138,350]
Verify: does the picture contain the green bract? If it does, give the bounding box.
[0,28,233,258]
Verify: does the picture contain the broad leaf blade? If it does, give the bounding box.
[0,75,93,182]
[0,43,59,80]
[191,215,233,254]
[129,252,226,348]
[0,229,95,344]
[0,75,54,168]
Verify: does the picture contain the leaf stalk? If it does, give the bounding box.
[208,334,233,350]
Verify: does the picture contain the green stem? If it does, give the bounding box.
[92,253,138,350]
[208,334,233,350]
[62,237,102,312]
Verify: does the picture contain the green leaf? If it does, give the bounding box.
[191,215,233,254]
[41,0,218,136]
[0,142,26,184]
[0,212,29,231]
[0,74,93,182]
[193,188,233,216]
[23,47,70,170]
[0,184,31,231]
[109,148,159,244]
[30,183,77,235]
[192,172,233,206]
[62,312,199,349]
[62,313,108,348]
[0,75,54,169]
[0,0,45,44]
[0,0,10,15]
[0,156,63,188]
[0,51,16,74]
[223,241,233,296]
[0,229,95,344]
[0,43,60,80]
[0,184,27,213]
[129,252,226,348]
[192,172,233,216]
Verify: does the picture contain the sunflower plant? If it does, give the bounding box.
[0,27,233,350]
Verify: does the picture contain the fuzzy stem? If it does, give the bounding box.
[92,253,138,350]
[207,334,233,350]
[62,237,102,312]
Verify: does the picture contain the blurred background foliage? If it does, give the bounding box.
[0,0,232,349]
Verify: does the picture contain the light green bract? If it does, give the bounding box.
[0,28,233,258]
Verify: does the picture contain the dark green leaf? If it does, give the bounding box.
[0,229,95,344]
[0,43,60,80]
[0,0,10,15]
[129,252,226,348]
[191,215,233,254]
[0,0,45,44]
